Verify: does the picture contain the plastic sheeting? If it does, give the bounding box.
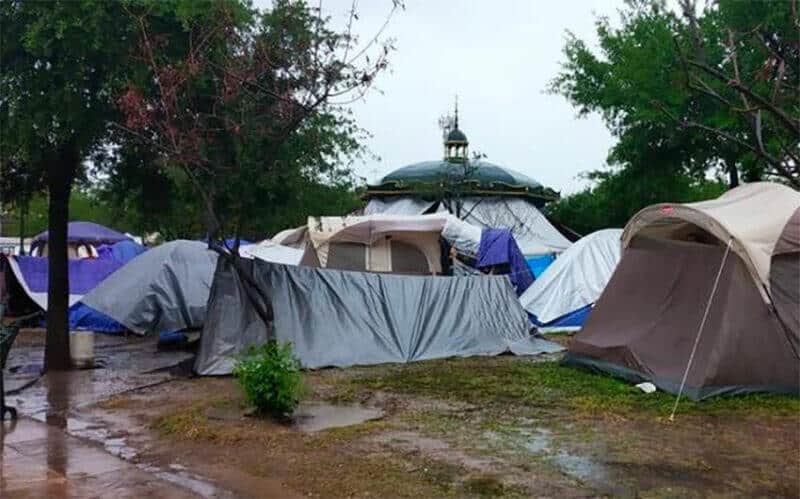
[195,259,563,375]
[526,254,555,278]
[364,196,571,257]
[441,216,482,256]
[363,197,439,216]
[457,198,571,256]
[241,241,304,265]
[81,241,219,335]
[97,240,146,263]
[476,229,534,295]
[520,229,622,326]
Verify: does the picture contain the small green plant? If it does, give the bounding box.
[233,341,303,419]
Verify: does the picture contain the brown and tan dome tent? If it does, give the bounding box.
[277,214,482,275]
[565,182,800,400]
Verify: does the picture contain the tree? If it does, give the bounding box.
[669,0,799,186]
[1,1,133,369]
[548,169,725,235]
[117,0,398,326]
[550,0,799,189]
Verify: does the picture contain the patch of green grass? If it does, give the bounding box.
[338,358,800,418]
[155,408,220,440]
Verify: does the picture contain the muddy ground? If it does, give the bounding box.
[3,331,799,498]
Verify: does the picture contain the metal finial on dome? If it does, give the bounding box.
[454,95,459,129]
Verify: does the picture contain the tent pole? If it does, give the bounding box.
[669,238,733,421]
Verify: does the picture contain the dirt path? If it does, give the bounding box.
[79,362,799,498]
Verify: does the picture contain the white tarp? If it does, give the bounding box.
[459,197,571,256]
[520,229,622,324]
[241,241,303,265]
[442,216,482,256]
[364,196,571,256]
[363,197,439,216]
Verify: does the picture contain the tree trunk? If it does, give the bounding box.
[44,147,78,371]
[728,163,740,189]
[18,207,26,256]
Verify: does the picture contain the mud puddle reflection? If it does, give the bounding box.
[482,424,629,495]
[292,401,384,433]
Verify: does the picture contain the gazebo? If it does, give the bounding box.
[364,104,571,256]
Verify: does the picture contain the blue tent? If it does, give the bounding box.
[71,240,147,333]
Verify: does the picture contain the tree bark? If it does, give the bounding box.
[44,146,78,371]
[728,162,740,189]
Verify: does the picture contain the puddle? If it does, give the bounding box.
[292,401,383,433]
[140,463,232,498]
[481,425,622,494]
[482,426,552,454]
[551,450,605,482]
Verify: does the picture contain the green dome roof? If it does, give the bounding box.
[374,160,542,190]
[446,128,468,142]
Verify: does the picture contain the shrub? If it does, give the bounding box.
[233,340,303,419]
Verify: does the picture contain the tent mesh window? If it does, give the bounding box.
[327,242,367,271]
[391,240,430,274]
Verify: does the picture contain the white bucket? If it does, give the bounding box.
[69,331,95,369]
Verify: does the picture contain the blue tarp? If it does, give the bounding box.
[70,302,127,333]
[72,240,147,333]
[476,228,534,295]
[525,254,556,278]
[529,304,593,330]
[97,240,146,263]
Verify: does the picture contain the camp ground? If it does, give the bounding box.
[2,181,797,497]
[2,1,798,496]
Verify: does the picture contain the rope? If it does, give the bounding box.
[669,238,733,422]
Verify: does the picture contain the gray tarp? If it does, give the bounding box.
[81,240,219,334]
[195,258,563,375]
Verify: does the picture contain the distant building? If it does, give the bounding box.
[364,102,572,256]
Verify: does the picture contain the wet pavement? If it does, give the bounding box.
[2,417,198,498]
[1,330,223,498]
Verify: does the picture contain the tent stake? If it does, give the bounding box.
[669,238,733,422]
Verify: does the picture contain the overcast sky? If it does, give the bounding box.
[255,0,627,195]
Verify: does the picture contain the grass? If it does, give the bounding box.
[334,357,800,419]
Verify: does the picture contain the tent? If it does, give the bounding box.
[81,241,219,335]
[80,240,306,335]
[195,259,563,375]
[1,239,145,333]
[565,183,800,399]
[521,229,622,331]
[299,214,482,275]
[364,196,572,256]
[31,221,132,258]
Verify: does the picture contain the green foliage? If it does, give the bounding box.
[233,341,304,419]
[92,0,375,240]
[0,190,130,237]
[549,0,799,188]
[548,169,725,235]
